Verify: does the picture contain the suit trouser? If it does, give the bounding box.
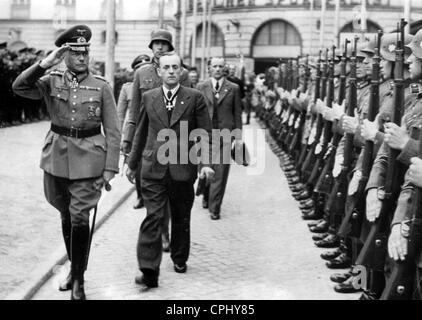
[136,161,170,240]
[205,141,232,214]
[137,174,194,273]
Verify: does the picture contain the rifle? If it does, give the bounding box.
[288,55,310,156]
[308,46,336,188]
[297,52,322,171]
[356,19,408,269]
[338,31,383,238]
[315,39,350,196]
[301,49,328,181]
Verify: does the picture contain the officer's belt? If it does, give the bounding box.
[51,124,101,139]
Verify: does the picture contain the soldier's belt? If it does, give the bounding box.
[51,124,101,139]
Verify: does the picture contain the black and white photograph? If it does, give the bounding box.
[1,0,422,306]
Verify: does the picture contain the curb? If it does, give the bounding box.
[4,185,136,300]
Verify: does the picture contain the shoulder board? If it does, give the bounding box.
[50,70,64,76]
[93,75,108,83]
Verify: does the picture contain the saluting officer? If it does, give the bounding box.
[12,25,121,300]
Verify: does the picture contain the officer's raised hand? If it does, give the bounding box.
[40,45,70,69]
[388,224,408,261]
[366,188,382,222]
[384,122,409,150]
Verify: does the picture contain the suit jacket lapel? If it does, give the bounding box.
[217,78,231,104]
[151,89,169,127]
[170,87,190,127]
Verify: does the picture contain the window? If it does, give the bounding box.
[11,0,31,19]
[101,30,119,44]
[340,20,381,33]
[195,23,224,47]
[253,20,301,46]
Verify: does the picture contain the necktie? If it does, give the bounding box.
[215,81,220,92]
[167,90,172,100]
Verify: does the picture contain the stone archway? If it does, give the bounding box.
[251,19,302,74]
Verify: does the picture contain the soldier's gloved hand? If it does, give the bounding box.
[126,167,136,185]
[384,122,410,150]
[361,119,378,142]
[332,100,346,120]
[342,110,359,134]
[322,106,335,122]
[121,141,132,155]
[408,157,422,188]
[40,45,70,69]
[366,188,382,222]
[348,170,362,195]
[315,98,325,114]
[388,224,408,261]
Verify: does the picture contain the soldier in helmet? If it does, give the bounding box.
[12,25,121,300]
[117,54,150,209]
[123,29,191,264]
[380,27,422,300]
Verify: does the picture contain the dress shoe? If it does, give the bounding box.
[174,263,187,273]
[210,212,220,220]
[308,219,324,227]
[285,172,299,179]
[312,232,329,241]
[334,276,362,293]
[133,198,144,209]
[288,177,301,184]
[326,253,351,269]
[293,190,311,201]
[330,270,352,283]
[299,199,314,210]
[283,165,295,171]
[309,220,329,233]
[321,247,342,261]
[302,210,322,220]
[290,183,306,192]
[58,271,72,291]
[135,275,158,288]
[315,234,340,248]
[70,278,86,300]
[202,199,209,209]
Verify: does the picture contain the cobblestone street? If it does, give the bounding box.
[28,119,359,300]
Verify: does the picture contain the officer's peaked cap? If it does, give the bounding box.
[131,54,151,70]
[55,25,92,52]
[148,29,174,51]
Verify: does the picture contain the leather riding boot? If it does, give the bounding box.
[59,212,72,291]
[70,225,90,300]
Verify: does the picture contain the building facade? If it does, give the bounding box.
[177,0,422,74]
[0,0,176,70]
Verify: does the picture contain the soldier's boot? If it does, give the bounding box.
[70,225,89,300]
[59,213,72,291]
[309,219,329,233]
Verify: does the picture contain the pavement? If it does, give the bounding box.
[26,118,360,300]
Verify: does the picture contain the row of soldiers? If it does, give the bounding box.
[0,44,50,127]
[256,18,422,300]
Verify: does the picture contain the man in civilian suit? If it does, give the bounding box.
[197,57,243,220]
[126,52,215,288]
